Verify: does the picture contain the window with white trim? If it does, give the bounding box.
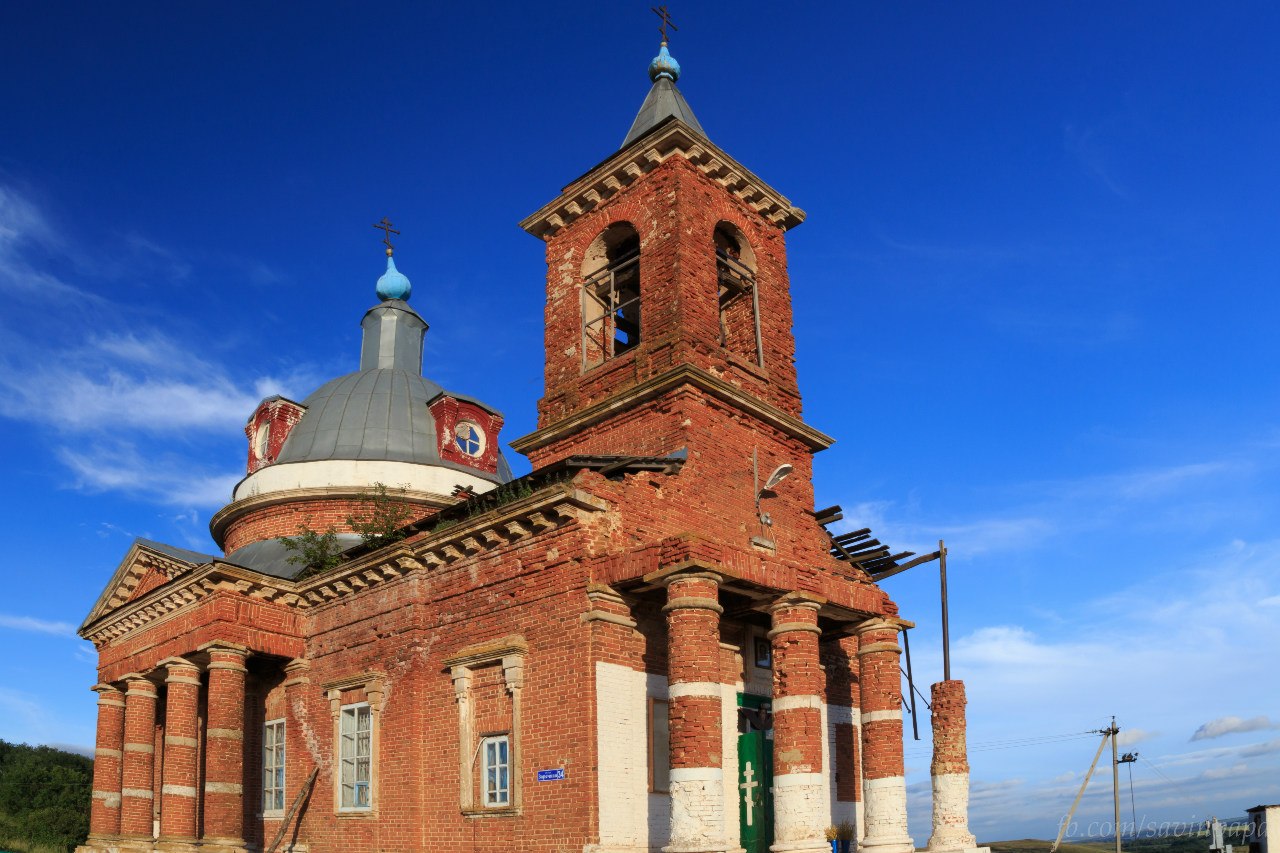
[482,735,510,807]
[339,703,372,809]
[263,719,286,813]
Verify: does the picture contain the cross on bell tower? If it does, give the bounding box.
[651,5,677,44]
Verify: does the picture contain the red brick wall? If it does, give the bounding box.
[220,497,436,555]
[534,154,801,433]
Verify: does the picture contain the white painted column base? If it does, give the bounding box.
[664,768,737,853]
[859,775,914,853]
[926,772,984,853]
[771,772,829,853]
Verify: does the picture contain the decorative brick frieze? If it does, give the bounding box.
[520,121,805,241]
[85,485,607,652]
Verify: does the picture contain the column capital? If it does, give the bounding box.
[92,682,124,697]
[199,639,250,656]
[768,591,825,613]
[160,657,201,686]
[205,644,250,673]
[283,658,311,687]
[856,616,909,637]
[122,674,158,697]
[658,568,724,587]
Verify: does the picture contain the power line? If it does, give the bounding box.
[1138,755,1203,813]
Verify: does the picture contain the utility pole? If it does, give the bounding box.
[1110,717,1122,853]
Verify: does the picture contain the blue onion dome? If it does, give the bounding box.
[649,42,681,83]
[376,253,412,301]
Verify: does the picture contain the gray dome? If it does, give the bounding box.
[275,368,512,482]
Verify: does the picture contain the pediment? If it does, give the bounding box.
[79,539,214,634]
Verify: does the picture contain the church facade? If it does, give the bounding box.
[77,37,984,853]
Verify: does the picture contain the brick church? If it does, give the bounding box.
[77,31,986,853]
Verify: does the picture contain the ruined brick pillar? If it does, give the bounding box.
[88,683,126,839]
[663,571,732,853]
[158,657,202,848]
[203,644,249,850]
[857,619,914,853]
[768,594,828,853]
[926,681,986,853]
[120,675,159,841]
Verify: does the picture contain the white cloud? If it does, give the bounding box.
[1117,728,1156,747]
[0,185,52,252]
[0,184,325,509]
[1201,762,1247,781]
[1191,715,1280,742]
[0,331,319,436]
[0,614,78,638]
[58,442,240,509]
[839,502,1051,557]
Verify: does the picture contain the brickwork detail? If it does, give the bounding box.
[245,397,306,474]
[220,496,431,555]
[768,595,827,853]
[88,684,125,839]
[120,677,158,840]
[204,645,248,846]
[663,573,730,853]
[857,620,913,853]
[159,658,201,843]
[926,680,984,853]
[427,395,505,475]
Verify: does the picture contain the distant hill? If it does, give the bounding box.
[0,740,92,853]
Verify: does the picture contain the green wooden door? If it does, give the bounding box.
[737,695,774,853]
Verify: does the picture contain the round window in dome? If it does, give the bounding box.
[454,421,485,458]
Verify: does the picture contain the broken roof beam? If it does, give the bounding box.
[870,550,943,582]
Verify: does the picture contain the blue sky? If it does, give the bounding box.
[1,1,1278,841]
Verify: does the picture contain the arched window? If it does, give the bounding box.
[581,223,641,370]
[714,223,762,367]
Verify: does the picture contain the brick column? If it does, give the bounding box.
[203,644,249,851]
[120,675,159,841]
[281,659,312,822]
[926,681,985,853]
[88,683,126,840]
[857,619,914,853]
[158,657,202,848]
[663,571,732,853]
[768,594,827,853]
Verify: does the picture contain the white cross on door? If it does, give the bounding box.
[740,760,759,827]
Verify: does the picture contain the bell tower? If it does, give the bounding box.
[513,36,828,466]
[512,36,837,561]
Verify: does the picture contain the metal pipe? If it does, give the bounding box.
[1112,717,1122,853]
[902,628,919,741]
[940,539,951,682]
